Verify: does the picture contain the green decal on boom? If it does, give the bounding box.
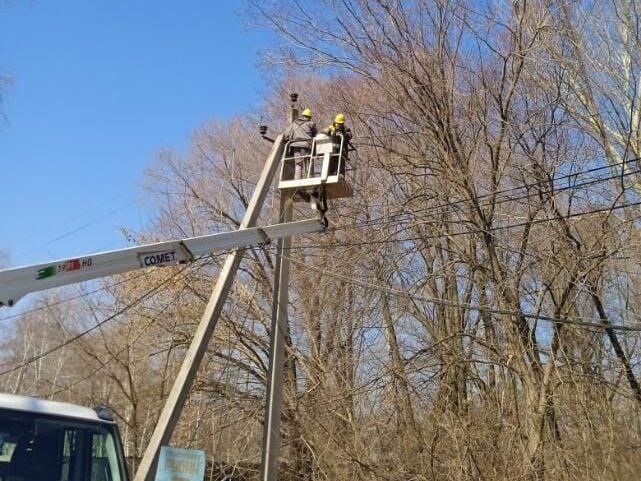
[36,266,56,280]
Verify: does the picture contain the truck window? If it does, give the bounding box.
[0,408,124,481]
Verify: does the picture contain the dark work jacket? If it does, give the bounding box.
[286,116,317,149]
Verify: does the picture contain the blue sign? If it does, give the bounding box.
[155,446,206,481]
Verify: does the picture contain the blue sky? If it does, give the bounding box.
[0,1,271,268]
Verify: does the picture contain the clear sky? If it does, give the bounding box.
[0,1,270,269]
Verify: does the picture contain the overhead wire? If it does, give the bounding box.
[0,269,154,323]
[13,198,138,259]
[291,196,641,250]
[327,157,641,233]
[294,159,639,247]
[38,269,203,398]
[39,308,163,397]
[0,258,210,378]
[10,191,134,245]
[284,255,641,333]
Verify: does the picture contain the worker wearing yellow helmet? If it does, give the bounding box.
[284,107,317,180]
[322,113,352,176]
[323,113,352,139]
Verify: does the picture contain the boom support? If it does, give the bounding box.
[0,218,322,307]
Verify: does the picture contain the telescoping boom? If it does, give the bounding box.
[0,218,324,308]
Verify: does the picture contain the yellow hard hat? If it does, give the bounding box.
[302,108,312,118]
[334,113,346,124]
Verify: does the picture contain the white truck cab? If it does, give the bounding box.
[0,393,128,481]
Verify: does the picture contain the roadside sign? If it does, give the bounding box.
[155,446,205,481]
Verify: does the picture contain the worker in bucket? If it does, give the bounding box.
[285,108,317,180]
[322,113,352,176]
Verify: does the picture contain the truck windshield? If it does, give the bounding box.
[0,408,124,481]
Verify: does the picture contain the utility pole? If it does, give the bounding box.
[0,92,327,481]
[134,132,288,481]
[259,93,298,481]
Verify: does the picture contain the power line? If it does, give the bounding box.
[14,199,138,258]
[329,158,641,233]
[294,198,641,250]
[31,246,641,396]
[10,191,133,245]
[39,314,159,397]
[38,280,194,398]
[0,269,153,323]
[0,262,198,378]
[285,256,641,333]
[338,168,637,232]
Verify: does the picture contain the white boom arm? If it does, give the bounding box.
[0,218,324,307]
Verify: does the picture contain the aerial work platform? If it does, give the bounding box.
[278,132,354,203]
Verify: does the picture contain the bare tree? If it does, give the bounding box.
[6,2,641,480]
